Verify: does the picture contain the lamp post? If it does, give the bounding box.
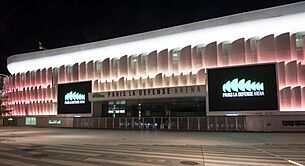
[138,103,141,120]
[113,104,116,118]
[138,103,142,128]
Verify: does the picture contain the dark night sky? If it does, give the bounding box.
[0,0,303,75]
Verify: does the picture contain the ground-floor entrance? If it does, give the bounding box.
[96,97,205,118]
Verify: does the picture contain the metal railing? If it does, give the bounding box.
[73,116,246,131]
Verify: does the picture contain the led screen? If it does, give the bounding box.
[207,63,278,111]
[58,81,92,114]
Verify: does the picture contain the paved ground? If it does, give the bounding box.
[0,127,305,166]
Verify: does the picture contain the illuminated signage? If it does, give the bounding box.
[92,93,105,99]
[64,91,85,104]
[58,81,91,114]
[207,63,278,111]
[25,117,36,126]
[222,78,264,97]
[48,120,62,125]
[89,85,205,101]
[108,110,125,114]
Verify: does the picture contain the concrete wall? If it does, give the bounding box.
[246,115,305,131]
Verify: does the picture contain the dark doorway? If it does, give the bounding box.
[101,97,205,117]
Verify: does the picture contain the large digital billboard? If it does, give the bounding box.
[58,81,92,114]
[207,63,278,111]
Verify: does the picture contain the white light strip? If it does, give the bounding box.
[7,12,305,74]
[225,112,239,116]
[288,160,304,166]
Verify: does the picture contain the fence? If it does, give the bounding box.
[73,116,246,131]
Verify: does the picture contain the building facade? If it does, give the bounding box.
[0,74,8,96]
[3,2,305,131]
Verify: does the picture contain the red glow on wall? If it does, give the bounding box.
[4,32,305,116]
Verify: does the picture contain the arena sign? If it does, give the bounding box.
[64,91,86,104]
[89,85,205,101]
[58,81,92,114]
[222,78,264,98]
[207,63,278,111]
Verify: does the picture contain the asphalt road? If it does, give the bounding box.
[0,127,304,166]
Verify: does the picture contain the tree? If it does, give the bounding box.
[0,95,12,117]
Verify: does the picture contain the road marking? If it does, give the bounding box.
[205,158,288,166]
[288,160,304,166]
[249,145,304,166]
[204,155,289,164]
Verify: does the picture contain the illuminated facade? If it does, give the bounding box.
[3,2,305,131]
[0,74,8,97]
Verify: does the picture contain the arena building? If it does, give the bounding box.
[3,2,305,131]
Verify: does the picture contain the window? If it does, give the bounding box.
[249,38,259,63]
[295,32,305,49]
[108,100,126,116]
[172,52,179,64]
[25,117,36,126]
[111,58,119,77]
[140,54,147,75]
[130,55,137,76]
[195,45,204,69]
[95,61,102,79]
[171,48,180,74]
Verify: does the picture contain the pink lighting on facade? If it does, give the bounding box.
[5,31,305,116]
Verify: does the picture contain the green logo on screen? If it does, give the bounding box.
[222,78,264,98]
[64,91,85,104]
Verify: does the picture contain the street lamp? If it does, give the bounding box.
[138,103,141,120]
[113,104,116,118]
